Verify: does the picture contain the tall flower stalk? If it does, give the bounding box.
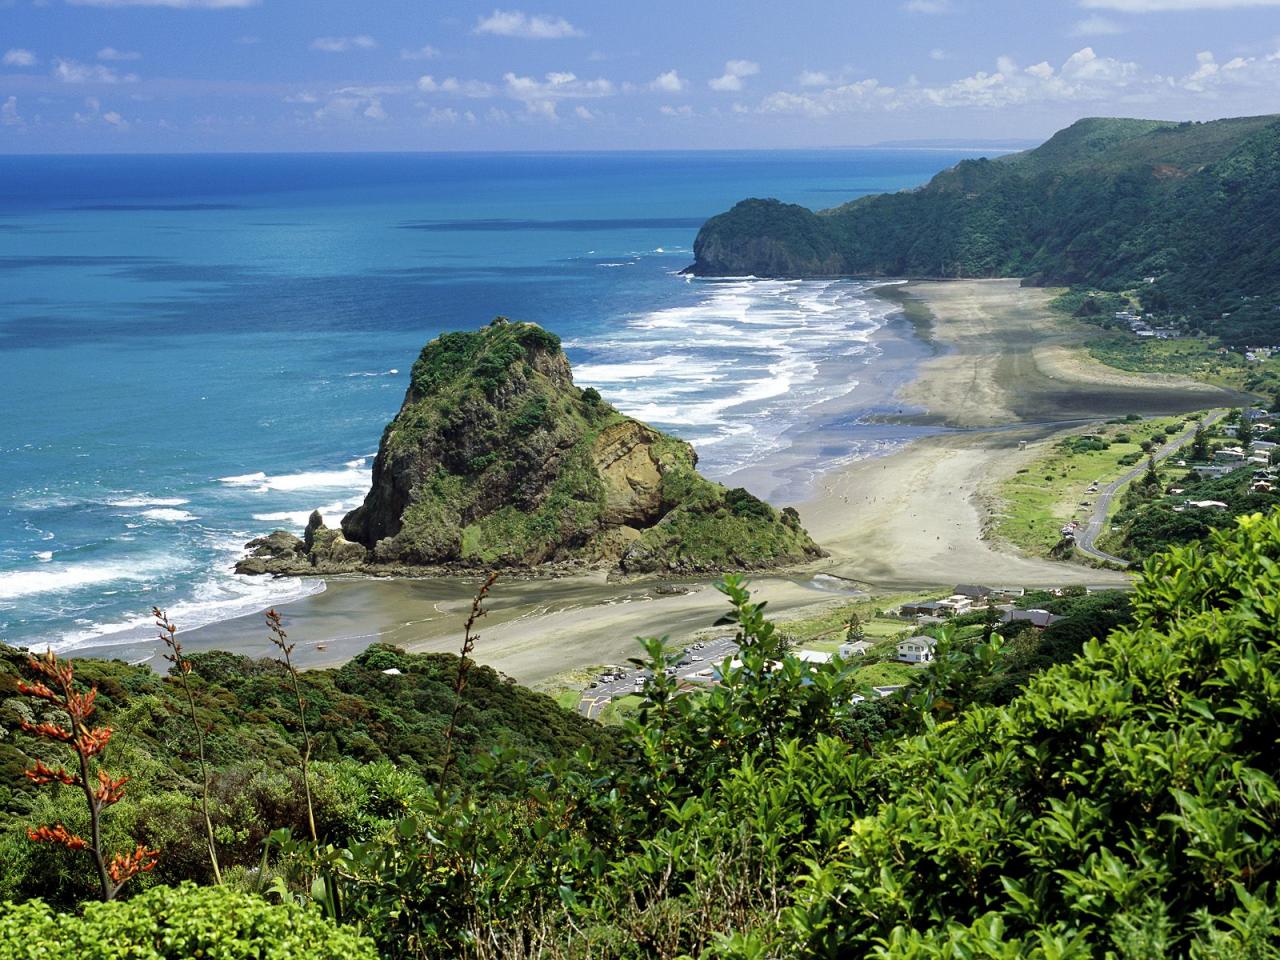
[17,649,158,901]
[438,572,498,791]
[265,608,317,844]
[154,607,222,884]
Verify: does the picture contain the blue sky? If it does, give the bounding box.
[2,0,1279,152]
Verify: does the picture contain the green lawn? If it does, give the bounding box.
[993,415,1198,557]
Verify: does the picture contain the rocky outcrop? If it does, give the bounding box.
[236,511,368,575]
[689,198,849,277]
[239,318,822,577]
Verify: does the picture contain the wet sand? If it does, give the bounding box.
[798,279,1250,589]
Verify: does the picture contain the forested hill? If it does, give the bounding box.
[690,114,1280,344]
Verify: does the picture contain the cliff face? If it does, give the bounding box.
[239,318,821,576]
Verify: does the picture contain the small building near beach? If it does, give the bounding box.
[896,636,938,663]
[839,640,875,658]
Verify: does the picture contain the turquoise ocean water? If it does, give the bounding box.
[0,150,967,652]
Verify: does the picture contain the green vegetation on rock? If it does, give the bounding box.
[693,114,1280,343]
[334,317,822,573]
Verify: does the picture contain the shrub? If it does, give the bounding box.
[0,883,375,959]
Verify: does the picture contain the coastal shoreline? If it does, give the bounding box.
[65,278,1250,682]
[796,279,1252,590]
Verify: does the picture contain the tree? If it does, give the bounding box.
[1190,421,1210,461]
[15,650,158,901]
[845,612,865,642]
[1143,454,1160,490]
[1238,415,1255,452]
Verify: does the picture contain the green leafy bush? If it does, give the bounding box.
[0,883,375,959]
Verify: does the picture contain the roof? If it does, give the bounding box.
[1001,609,1060,628]
[898,635,939,649]
[953,584,994,598]
[794,650,833,664]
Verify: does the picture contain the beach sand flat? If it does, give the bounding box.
[799,279,1248,590]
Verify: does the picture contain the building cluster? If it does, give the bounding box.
[1115,311,1178,340]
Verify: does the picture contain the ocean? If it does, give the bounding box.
[0,149,968,653]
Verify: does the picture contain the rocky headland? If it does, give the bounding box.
[238,318,822,578]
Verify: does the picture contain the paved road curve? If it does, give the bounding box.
[1075,410,1225,567]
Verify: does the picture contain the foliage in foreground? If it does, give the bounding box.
[5,511,1280,957]
[0,883,375,959]
[253,511,1280,958]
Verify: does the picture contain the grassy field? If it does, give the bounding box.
[1087,335,1278,392]
[993,415,1197,557]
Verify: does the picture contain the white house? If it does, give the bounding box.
[839,640,875,658]
[794,650,833,665]
[896,636,938,664]
[936,595,973,616]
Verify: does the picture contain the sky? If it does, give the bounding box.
[1,0,1279,152]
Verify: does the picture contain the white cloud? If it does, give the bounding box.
[68,0,258,7]
[53,58,138,83]
[650,69,685,92]
[929,48,948,60]
[503,70,614,101]
[660,104,694,118]
[97,47,142,61]
[1081,0,1280,8]
[102,110,127,128]
[903,0,952,11]
[474,10,583,39]
[417,75,497,98]
[1,96,21,125]
[798,70,835,87]
[313,92,387,121]
[310,36,377,53]
[283,91,318,103]
[236,35,262,45]
[574,105,596,120]
[3,48,37,67]
[760,79,892,117]
[401,45,440,61]
[709,59,759,92]
[1072,15,1126,34]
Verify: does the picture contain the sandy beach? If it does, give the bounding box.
[798,279,1250,589]
[77,278,1250,683]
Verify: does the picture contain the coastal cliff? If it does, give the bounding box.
[239,318,821,576]
[689,114,1280,343]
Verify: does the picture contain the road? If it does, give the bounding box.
[577,634,740,719]
[1074,410,1225,566]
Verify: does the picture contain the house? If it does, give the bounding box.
[872,686,905,698]
[1251,480,1274,494]
[896,636,938,663]
[1192,464,1236,478]
[953,584,994,600]
[381,668,403,676]
[1215,447,1247,463]
[794,650,833,665]
[936,595,974,616]
[899,600,945,618]
[1001,609,1061,629]
[1187,500,1229,510]
[839,640,875,658]
[1253,440,1277,452]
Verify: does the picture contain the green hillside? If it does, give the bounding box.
[6,511,1280,957]
[691,114,1280,344]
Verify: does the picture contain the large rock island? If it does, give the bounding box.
[239,318,821,577]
